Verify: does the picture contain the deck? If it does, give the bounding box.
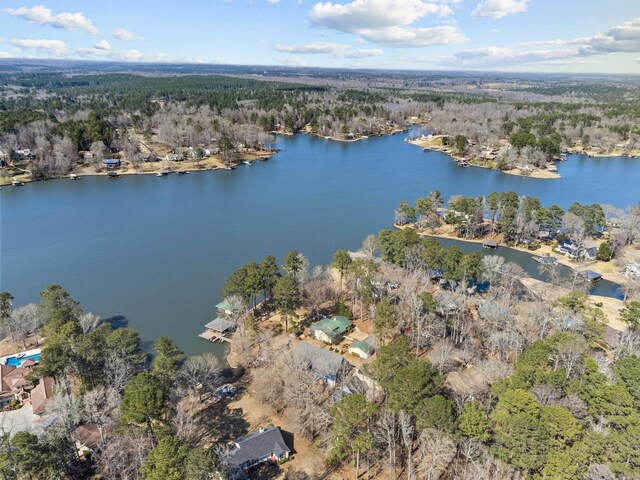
[198,329,234,343]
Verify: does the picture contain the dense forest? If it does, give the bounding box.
[1,66,639,181]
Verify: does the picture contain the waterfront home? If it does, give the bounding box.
[0,363,34,407]
[216,299,239,317]
[295,342,352,386]
[102,158,121,169]
[228,426,291,477]
[348,336,376,359]
[31,377,54,417]
[165,153,182,162]
[538,229,559,240]
[0,354,53,417]
[140,153,158,162]
[199,317,236,342]
[309,316,352,344]
[626,261,640,278]
[557,241,596,261]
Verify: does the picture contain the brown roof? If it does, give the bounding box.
[604,326,622,349]
[31,377,54,415]
[0,365,33,393]
[74,424,102,449]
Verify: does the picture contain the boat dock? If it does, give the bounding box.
[198,317,237,343]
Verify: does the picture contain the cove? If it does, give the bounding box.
[1,129,637,356]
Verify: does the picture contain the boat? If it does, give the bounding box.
[175,170,189,175]
[107,172,120,179]
[533,255,558,265]
[11,178,24,186]
[156,171,169,177]
[423,147,432,152]
[242,160,253,166]
[225,166,235,171]
[69,173,81,180]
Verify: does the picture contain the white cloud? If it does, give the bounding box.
[4,5,98,34]
[310,0,452,32]
[12,38,70,56]
[94,40,111,51]
[76,46,146,61]
[75,44,203,63]
[0,51,12,58]
[471,0,529,19]
[454,46,576,64]
[436,16,640,69]
[112,28,143,41]
[273,41,383,57]
[578,17,640,55]
[360,25,466,47]
[308,0,465,47]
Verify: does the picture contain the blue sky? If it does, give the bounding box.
[1,1,639,73]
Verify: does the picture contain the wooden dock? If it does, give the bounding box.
[198,330,233,343]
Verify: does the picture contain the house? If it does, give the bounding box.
[626,261,640,278]
[166,153,183,162]
[436,291,462,315]
[0,364,34,407]
[538,229,559,240]
[216,299,239,317]
[74,424,103,453]
[309,316,352,344]
[102,158,121,169]
[558,241,596,261]
[31,377,54,417]
[140,153,158,162]
[604,326,622,350]
[0,360,54,417]
[295,342,352,386]
[582,247,598,261]
[227,426,291,476]
[348,336,376,359]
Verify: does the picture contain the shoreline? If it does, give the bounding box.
[397,223,633,287]
[0,149,276,186]
[407,136,562,180]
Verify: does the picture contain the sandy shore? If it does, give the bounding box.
[567,146,640,158]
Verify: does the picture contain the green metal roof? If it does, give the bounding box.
[216,299,234,312]
[310,316,352,340]
[350,340,375,355]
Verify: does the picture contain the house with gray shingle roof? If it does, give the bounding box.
[295,342,352,386]
[227,425,291,476]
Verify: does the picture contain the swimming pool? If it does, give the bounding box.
[4,353,40,367]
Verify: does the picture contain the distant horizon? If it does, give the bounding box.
[1,1,639,74]
[1,57,640,80]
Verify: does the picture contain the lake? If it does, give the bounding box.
[1,129,638,355]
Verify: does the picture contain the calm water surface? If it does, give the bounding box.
[1,130,638,355]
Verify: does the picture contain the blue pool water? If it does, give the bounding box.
[5,353,40,367]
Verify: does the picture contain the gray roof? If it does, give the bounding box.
[228,426,290,468]
[204,317,236,333]
[295,342,351,379]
